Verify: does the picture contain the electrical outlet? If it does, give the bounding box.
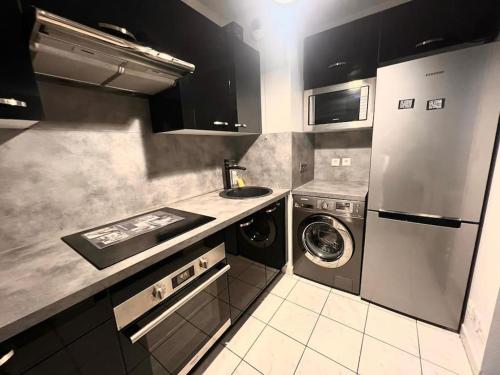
[342,157,351,166]
[299,162,308,173]
[331,158,341,167]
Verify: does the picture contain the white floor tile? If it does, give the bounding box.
[244,326,305,375]
[358,335,421,375]
[421,359,457,375]
[321,292,368,331]
[295,348,355,375]
[293,275,332,292]
[418,321,473,375]
[269,300,318,344]
[286,281,330,313]
[247,292,284,323]
[192,345,241,375]
[308,316,363,371]
[365,305,419,356]
[267,274,298,298]
[222,314,266,357]
[234,361,262,375]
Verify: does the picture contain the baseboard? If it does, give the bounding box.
[461,322,482,374]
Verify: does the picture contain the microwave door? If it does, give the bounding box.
[311,89,362,125]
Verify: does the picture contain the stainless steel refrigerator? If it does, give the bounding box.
[361,42,500,331]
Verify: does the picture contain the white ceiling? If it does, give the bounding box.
[190,0,409,38]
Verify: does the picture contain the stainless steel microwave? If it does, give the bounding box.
[303,77,376,132]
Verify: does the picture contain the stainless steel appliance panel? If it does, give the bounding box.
[368,43,500,221]
[361,211,478,330]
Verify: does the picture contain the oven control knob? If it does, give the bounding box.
[199,257,209,269]
[321,202,328,210]
[152,285,164,299]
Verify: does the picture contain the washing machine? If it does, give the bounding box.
[293,194,365,294]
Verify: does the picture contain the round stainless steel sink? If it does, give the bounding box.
[219,186,273,199]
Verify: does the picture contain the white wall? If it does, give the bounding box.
[462,146,500,374]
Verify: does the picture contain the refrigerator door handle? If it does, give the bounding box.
[377,210,462,228]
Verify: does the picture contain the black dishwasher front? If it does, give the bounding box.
[111,232,230,375]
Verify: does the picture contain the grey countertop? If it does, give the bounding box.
[0,188,289,342]
[293,180,368,201]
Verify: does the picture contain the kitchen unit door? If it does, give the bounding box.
[368,43,500,222]
[0,0,43,129]
[0,293,124,375]
[225,33,262,134]
[379,0,499,64]
[303,14,379,90]
[361,211,478,330]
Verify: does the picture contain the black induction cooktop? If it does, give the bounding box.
[62,207,215,269]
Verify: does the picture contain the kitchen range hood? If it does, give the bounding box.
[29,8,195,95]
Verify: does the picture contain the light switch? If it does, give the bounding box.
[331,158,340,167]
[342,158,351,166]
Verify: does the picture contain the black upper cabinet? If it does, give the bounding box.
[379,0,500,64]
[0,0,43,128]
[303,15,379,90]
[226,33,262,134]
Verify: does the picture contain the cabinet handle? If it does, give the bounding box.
[265,206,277,214]
[213,121,229,126]
[0,350,14,367]
[327,61,346,68]
[415,37,444,48]
[98,22,137,42]
[235,123,247,128]
[240,218,254,227]
[0,98,27,108]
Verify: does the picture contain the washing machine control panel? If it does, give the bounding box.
[317,199,365,218]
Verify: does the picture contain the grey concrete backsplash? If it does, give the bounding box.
[0,81,257,251]
[292,132,315,189]
[314,130,372,183]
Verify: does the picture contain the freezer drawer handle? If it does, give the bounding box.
[415,37,444,48]
[128,264,230,344]
[378,210,461,228]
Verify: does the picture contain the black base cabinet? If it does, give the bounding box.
[0,292,125,375]
[0,0,43,128]
[225,198,286,321]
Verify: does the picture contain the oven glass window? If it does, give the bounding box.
[303,222,344,261]
[309,88,361,125]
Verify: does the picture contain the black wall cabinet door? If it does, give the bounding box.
[0,0,43,127]
[303,14,379,90]
[227,35,262,134]
[379,0,499,64]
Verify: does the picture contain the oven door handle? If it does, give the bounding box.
[128,264,231,344]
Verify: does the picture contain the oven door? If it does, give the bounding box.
[303,77,375,132]
[117,262,231,375]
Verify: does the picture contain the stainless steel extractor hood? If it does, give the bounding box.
[29,8,195,95]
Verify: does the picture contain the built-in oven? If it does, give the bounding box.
[111,232,231,375]
[303,77,376,132]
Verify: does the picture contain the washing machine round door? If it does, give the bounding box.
[300,215,353,268]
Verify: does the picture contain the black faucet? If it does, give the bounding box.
[223,159,246,189]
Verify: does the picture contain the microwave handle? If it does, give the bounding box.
[127,264,230,344]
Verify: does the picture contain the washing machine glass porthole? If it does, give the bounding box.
[300,215,353,269]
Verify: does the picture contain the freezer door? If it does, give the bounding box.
[361,211,478,330]
[368,43,500,221]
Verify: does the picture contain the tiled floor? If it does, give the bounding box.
[194,274,474,375]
